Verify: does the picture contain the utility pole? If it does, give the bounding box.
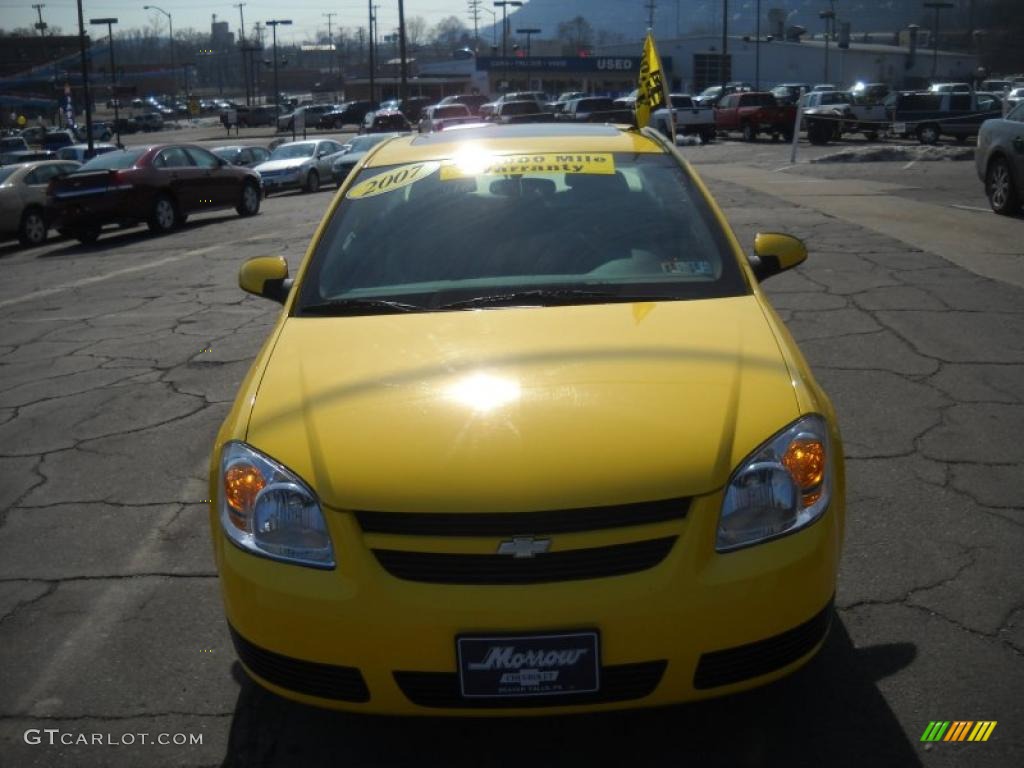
[234,3,249,105]
[323,12,336,80]
[253,22,264,101]
[32,3,52,109]
[468,0,481,53]
[645,0,656,30]
[372,1,380,105]
[398,0,408,104]
[74,0,94,153]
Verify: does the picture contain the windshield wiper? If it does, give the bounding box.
[301,298,424,315]
[438,288,672,310]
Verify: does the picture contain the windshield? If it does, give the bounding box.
[78,148,146,171]
[0,167,18,184]
[297,152,747,313]
[213,147,240,160]
[270,143,315,160]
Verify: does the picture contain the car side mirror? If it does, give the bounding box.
[749,232,808,281]
[239,256,291,303]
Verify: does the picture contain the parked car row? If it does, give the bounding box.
[0,130,427,249]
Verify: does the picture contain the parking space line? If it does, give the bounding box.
[0,244,223,310]
[902,160,917,170]
[949,204,992,214]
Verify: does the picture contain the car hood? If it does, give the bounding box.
[245,296,800,512]
[255,158,310,172]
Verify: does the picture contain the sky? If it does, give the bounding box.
[0,0,495,45]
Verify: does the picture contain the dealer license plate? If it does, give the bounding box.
[457,631,600,698]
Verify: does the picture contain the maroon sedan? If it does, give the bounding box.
[48,144,262,244]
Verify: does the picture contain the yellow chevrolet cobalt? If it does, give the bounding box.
[209,124,845,714]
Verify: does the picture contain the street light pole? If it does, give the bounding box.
[494,1,522,59]
[819,5,835,84]
[367,1,375,104]
[144,6,175,96]
[923,2,954,80]
[720,0,729,93]
[516,27,539,90]
[398,0,408,104]
[755,0,761,90]
[75,0,94,153]
[90,17,120,147]
[494,1,521,92]
[266,19,292,124]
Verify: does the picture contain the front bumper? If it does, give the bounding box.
[212,487,842,715]
[259,172,303,193]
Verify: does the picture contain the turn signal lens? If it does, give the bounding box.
[782,437,826,492]
[224,463,265,527]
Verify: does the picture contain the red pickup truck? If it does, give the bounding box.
[715,92,797,141]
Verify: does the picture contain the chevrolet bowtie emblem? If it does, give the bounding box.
[497,536,551,559]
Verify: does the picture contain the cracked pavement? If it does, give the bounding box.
[0,142,1021,767]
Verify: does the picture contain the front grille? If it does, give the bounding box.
[372,536,676,584]
[394,661,666,708]
[692,599,834,689]
[229,624,370,702]
[356,497,689,537]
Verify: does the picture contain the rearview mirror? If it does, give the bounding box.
[750,232,808,281]
[239,256,291,302]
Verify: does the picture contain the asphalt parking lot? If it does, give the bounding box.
[0,133,1021,767]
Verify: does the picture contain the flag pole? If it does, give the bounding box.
[638,30,674,144]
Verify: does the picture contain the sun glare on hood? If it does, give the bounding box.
[446,372,521,413]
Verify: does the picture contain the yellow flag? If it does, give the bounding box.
[636,32,667,129]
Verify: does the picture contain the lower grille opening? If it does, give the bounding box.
[693,598,834,689]
[229,624,370,702]
[394,661,667,708]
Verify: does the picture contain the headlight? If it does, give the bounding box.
[717,414,831,552]
[218,441,334,568]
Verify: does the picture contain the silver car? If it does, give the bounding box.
[330,133,404,184]
[976,100,1024,215]
[0,159,80,246]
[253,139,346,195]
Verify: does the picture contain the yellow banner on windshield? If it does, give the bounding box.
[440,153,615,180]
[347,161,440,199]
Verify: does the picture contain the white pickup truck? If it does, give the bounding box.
[652,94,717,143]
[800,90,888,144]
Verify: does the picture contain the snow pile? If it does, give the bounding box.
[812,145,975,163]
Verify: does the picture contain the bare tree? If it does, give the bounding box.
[556,16,594,56]
[431,15,470,53]
[405,15,427,49]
